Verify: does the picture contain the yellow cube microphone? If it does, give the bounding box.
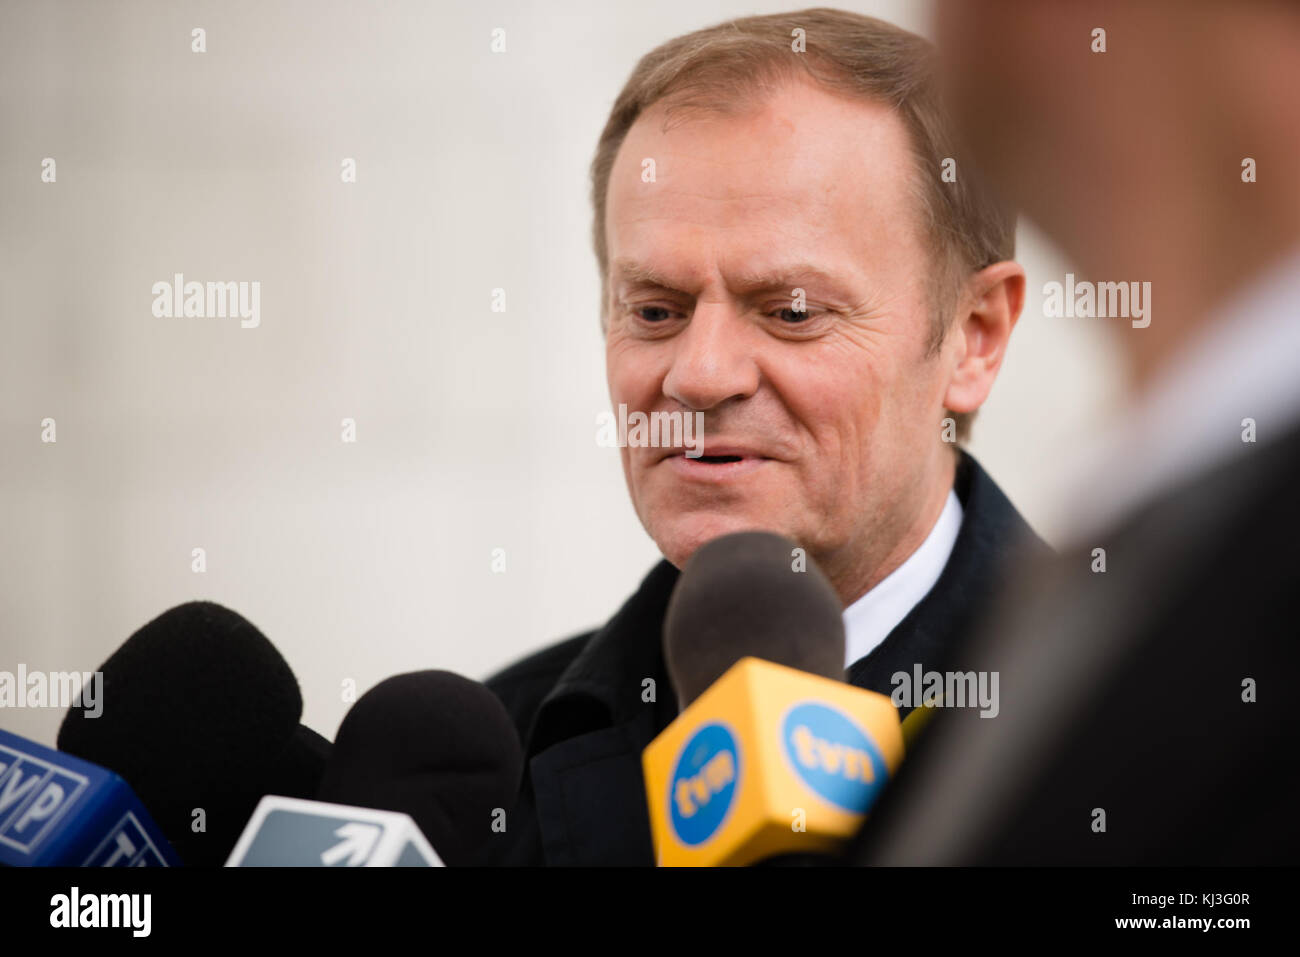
[644,530,904,867]
[643,656,903,866]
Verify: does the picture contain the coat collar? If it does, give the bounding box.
[524,558,680,759]
[847,450,1048,693]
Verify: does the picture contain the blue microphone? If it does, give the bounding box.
[0,727,179,866]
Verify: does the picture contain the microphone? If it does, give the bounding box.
[225,796,441,867]
[643,531,905,866]
[662,529,846,703]
[316,670,524,866]
[56,601,331,866]
[0,727,180,866]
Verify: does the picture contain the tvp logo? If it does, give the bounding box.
[782,702,888,813]
[0,744,87,856]
[669,723,739,845]
[0,729,179,866]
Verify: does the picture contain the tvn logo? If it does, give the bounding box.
[0,742,88,855]
[782,702,887,813]
[668,723,740,846]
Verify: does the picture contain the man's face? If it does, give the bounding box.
[603,77,959,598]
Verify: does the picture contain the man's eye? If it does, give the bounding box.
[635,306,675,322]
[774,307,811,323]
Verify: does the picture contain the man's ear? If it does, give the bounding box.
[942,261,1026,415]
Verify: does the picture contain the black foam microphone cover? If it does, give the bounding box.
[316,670,524,866]
[57,601,330,866]
[664,530,846,707]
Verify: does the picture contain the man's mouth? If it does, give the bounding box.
[661,446,771,480]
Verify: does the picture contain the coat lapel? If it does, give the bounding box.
[529,709,660,865]
[523,561,679,866]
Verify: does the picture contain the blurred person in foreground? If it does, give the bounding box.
[857,0,1300,865]
[479,8,1047,866]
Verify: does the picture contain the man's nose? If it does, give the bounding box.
[661,303,761,411]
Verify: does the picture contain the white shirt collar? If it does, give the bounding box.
[1059,245,1300,545]
[842,488,963,669]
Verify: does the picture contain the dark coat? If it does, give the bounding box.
[477,452,1046,865]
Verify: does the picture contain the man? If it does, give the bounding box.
[856,0,1300,864]
[480,9,1044,866]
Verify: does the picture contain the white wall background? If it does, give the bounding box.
[0,0,1123,748]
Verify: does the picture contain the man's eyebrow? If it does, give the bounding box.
[728,263,848,294]
[609,259,691,293]
[610,258,849,295]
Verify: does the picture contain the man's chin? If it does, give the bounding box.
[648,513,793,570]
